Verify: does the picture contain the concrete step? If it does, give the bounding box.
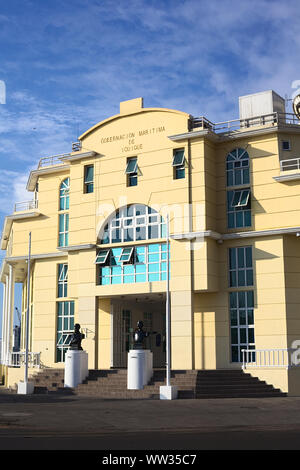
[28,368,287,399]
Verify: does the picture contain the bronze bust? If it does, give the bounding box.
[69,323,85,350]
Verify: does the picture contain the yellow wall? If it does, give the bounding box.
[3,99,300,395]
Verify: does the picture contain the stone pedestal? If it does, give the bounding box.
[127,349,153,390]
[64,350,88,388]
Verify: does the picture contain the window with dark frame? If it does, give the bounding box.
[282,140,291,151]
[126,157,138,186]
[84,165,94,193]
[172,149,185,179]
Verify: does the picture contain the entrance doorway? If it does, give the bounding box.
[111,295,166,368]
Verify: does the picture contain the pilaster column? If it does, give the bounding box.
[1,280,7,363]
[5,264,15,364]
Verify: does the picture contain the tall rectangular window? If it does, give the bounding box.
[229,291,255,363]
[172,149,185,179]
[84,165,94,193]
[228,246,253,287]
[56,301,74,362]
[58,213,69,247]
[58,264,68,298]
[126,157,138,186]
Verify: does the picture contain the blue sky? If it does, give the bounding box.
[0,0,300,330]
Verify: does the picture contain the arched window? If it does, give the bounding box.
[59,178,70,211]
[226,148,249,187]
[100,204,166,244]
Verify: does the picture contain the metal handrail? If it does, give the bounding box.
[191,112,300,133]
[38,153,70,169]
[14,200,38,212]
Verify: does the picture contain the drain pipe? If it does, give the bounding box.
[159,213,177,400]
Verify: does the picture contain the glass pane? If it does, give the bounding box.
[149,272,160,282]
[247,309,254,325]
[229,292,237,309]
[175,167,185,179]
[238,291,246,308]
[148,244,160,253]
[248,328,255,343]
[238,270,245,286]
[243,168,250,184]
[136,264,146,273]
[227,170,234,187]
[245,247,252,267]
[149,253,159,262]
[124,228,134,242]
[246,270,253,286]
[173,149,184,166]
[247,291,254,308]
[229,248,236,269]
[240,190,250,206]
[136,226,146,240]
[236,211,243,227]
[235,169,242,185]
[231,346,239,362]
[240,328,247,343]
[230,310,237,326]
[239,310,246,325]
[237,248,245,268]
[229,271,236,287]
[148,225,159,239]
[126,158,137,173]
[148,263,159,273]
[232,191,241,207]
[228,212,235,228]
[136,273,147,283]
[244,210,251,227]
[231,328,238,344]
[129,175,137,186]
[85,165,94,182]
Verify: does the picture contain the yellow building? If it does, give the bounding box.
[2,92,300,395]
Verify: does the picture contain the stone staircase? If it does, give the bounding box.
[24,368,287,399]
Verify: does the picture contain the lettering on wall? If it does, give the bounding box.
[100,126,166,153]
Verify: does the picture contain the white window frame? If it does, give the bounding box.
[58,263,68,297]
[231,189,250,208]
[119,247,134,263]
[172,149,185,167]
[125,158,138,174]
[95,249,110,265]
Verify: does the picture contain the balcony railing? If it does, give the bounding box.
[242,348,300,369]
[191,112,300,134]
[14,199,38,212]
[280,157,300,172]
[1,351,41,368]
[38,153,70,169]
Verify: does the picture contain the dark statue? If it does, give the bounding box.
[133,320,156,350]
[69,323,85,350]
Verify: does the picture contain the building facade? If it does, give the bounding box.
[2,92,300,394]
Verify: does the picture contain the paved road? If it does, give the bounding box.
[1,389,300,456]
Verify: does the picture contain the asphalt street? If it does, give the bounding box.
[1,389,300,460]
